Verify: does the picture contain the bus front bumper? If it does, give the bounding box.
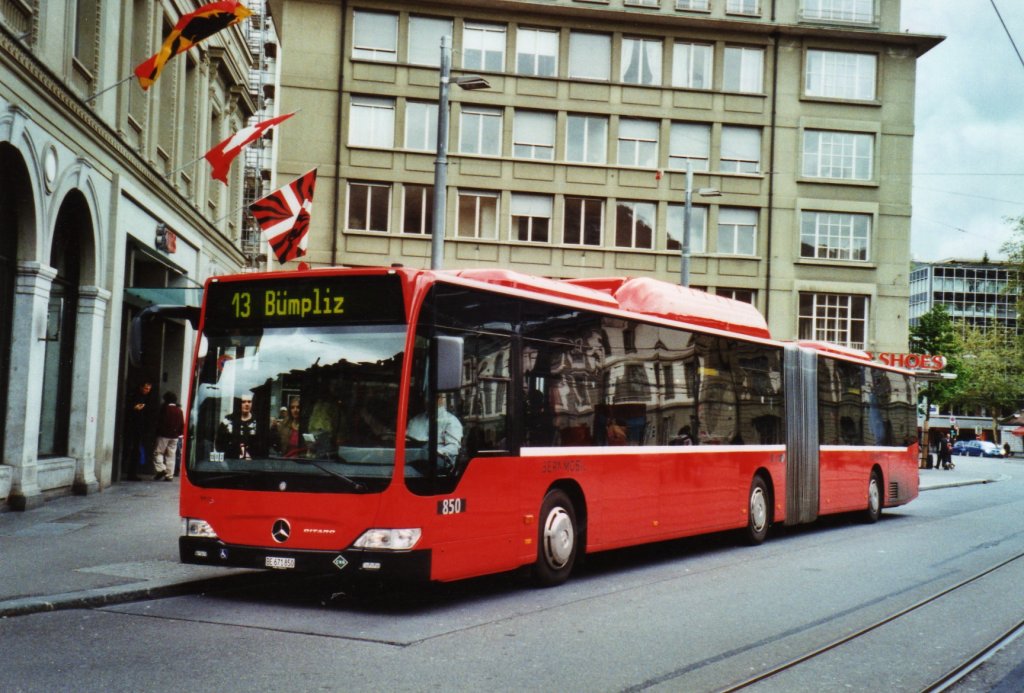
[180,537,432,582]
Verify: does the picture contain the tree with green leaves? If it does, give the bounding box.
[952,324,1024,441]
[909,304,964,410]
[1000,215,1024,314]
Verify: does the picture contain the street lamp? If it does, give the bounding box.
[680,159,721,287]
[431,36,490,270]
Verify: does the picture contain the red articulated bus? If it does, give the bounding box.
[177,266,918,586]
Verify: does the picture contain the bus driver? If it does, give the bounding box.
[407,394,463,471]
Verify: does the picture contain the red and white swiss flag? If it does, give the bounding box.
[204,112,295,184]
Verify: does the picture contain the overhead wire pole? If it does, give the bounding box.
[990,0,1024,71]
[431,36,452,271]
[681,160,693,287]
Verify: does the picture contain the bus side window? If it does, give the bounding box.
[460,332,511,456]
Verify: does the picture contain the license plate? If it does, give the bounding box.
[265,556,295,569]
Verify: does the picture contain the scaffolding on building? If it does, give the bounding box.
[240,0,279,268]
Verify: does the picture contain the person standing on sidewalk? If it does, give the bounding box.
[153,391,184,481]
[123,379,158,480]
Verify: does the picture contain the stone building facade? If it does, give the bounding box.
[0,1,260,509]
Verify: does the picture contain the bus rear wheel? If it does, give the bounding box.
[532,489,577,587]
[744,476,770,545]
[863,471,882,524]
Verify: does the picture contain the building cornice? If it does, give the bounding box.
[0,27,246,264]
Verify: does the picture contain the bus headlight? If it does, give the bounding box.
[353,528,422,551]
[182,518,219,539]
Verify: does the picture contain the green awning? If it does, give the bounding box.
[124,287,203,309]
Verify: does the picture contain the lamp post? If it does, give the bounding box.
[680,159,721,287]
[431,36,490,270]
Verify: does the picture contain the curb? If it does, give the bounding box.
[0,571,264,619]
[919,475,1008,492]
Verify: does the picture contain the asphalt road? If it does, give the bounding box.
[4,460,1024,692]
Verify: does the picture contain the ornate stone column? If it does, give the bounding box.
[69,285,111,495]
[5,261,57,510]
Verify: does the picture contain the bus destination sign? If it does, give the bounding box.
[205,275,406,327]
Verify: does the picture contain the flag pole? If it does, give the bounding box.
[166,154,207,180]
[84,74,135,104]
[210,201,254,227]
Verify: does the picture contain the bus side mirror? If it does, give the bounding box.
[436,335,463,392]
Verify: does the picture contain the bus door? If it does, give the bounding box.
[407,326,521,581]
[784,344,819,525]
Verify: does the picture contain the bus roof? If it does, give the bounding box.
[449,269,771,340]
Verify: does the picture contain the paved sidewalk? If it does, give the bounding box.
[0,456,1017,619]
[0,479,256,618]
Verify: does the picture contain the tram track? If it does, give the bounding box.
[714,550,1024,693]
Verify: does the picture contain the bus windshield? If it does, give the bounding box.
[187,323,406,493]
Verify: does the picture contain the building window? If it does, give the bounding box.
[349,96,395,148]
[727,0,760,14]
[564,197,603,246]
[616,200,656,249]
[566,114,608,164]
[618,118,659,168]
[717,207,757,255]
[802,0,875,24]
[621,37,662,86]
[403,184,434,235]
[511,194,552,243]
[517,27,558,77]
[458,190,500,239]
[626,0,660,6]
[666,204,707,252]
[408,16,453,67]
[716,288,756,304]
[405,101,438,152]
[463,22,506,72]
[348,183,390,232]
[802,130,873,181]
[73,0,98,74]
[513,110,556,160]
[460,106,503,155]
[676,0,710,9]
[805,50,877,101]
[724,46,764,93]
[800,211,870,261]
[720,126,761,174]
[669,122,710,171]
[672,42,712,89]
[568,32,611,81]
[799,293,868,349]
[352,11,397,62]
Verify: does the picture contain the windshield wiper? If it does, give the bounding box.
[286,457,367,492]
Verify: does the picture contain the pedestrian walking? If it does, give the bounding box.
[153,391,184,481]
[938,433,953,470]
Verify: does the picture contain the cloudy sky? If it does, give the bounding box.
[901,0,1024,262]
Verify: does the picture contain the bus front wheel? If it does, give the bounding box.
[532,489,578,587]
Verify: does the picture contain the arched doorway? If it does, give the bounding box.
[38,192,87,456]
[0,144,32,462]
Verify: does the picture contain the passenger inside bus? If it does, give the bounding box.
[275,396,304,457]
[215,392,265,459]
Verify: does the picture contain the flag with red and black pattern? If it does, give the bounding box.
[134,1,252,91]
[250,169,317,264]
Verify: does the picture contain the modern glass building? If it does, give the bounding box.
[910,260,1019,335]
